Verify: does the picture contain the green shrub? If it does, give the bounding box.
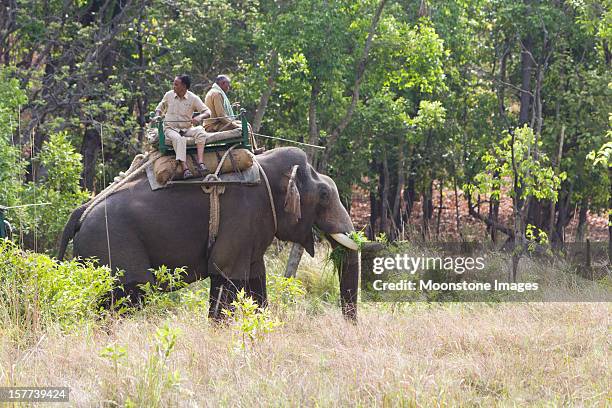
[0,68,28,220]
[0,240,118,338]
[267,273,306,306]
[130,324,182,407]
[138,265,210,314]
[224,289,282,351]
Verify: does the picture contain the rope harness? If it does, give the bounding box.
[202,146,236,249]
[202,147,277,250]
[254,156,278,233]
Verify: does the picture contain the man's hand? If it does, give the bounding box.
[193,109,211,125]
[151,111,162,123]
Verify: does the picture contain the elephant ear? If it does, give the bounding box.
[284,165,301,223]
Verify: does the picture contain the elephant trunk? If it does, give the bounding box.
[333,241,359,321]
[340,248,359,320]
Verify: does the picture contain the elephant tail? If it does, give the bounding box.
[58,203,88,261]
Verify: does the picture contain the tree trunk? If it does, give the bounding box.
[320,0,387,168]
[368,190,378,240]
[518,35,533,126]
[488,171,500,243]
[511,196,527,282]
[80,127,101,191]
[404,175,416,220]
[554,184,574,244]
[284,243,305,278]
[392,140,405,229]
[575,197,588,243]
[454,173,463,241]
[497,39,511,127]
[380,151,390,237]
[252,50,279,134]
[435,179,444,240]
[336,243,360,320]
[548,125,565,240]
[421,181,433,241]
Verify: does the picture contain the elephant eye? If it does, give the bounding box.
[319,187,330,205]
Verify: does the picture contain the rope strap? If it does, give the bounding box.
[252,156,277,234]
[201,145,238,249]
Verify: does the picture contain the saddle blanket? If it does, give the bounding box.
[146,160,261,191]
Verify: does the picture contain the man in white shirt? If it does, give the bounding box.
[155,74,211,178]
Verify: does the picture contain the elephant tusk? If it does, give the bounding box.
[330,233,359,251]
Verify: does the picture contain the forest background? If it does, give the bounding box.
[0,0,610,255]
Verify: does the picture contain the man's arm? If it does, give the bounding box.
[193,108,210,125]
[154,94,168,120]
[192,95,211,125]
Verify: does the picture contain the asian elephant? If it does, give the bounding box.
[58,147,359,319]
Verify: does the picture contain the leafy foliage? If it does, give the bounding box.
[19,132,90,253]
[468,126,566,202]
[267,273,306,307]
[0,240,118,338]
[224,289,282,351]
[0,0,609,248]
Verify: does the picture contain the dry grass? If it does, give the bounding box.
[0,243,610,407]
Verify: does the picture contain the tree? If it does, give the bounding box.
[468,125,565,280]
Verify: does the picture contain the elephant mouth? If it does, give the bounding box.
[330,232,359,251]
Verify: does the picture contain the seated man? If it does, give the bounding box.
[154,74,211,178]
[204,75,241,133]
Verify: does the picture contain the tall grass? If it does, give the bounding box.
[0,239,609,406]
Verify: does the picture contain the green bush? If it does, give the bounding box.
[0,67,90,254]
[267,273,306,306]
[138,265,210,315]
[0,240,118,338]
[224,289,282,351]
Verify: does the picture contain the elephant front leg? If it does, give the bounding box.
[208,274,244,320]
[246,259,267,308]
[207,264,267,320]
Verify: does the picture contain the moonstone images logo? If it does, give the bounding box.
[360,242,611,302]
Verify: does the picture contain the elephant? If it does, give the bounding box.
[58,147,360,319]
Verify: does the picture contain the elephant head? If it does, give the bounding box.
[259,147,359,318]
